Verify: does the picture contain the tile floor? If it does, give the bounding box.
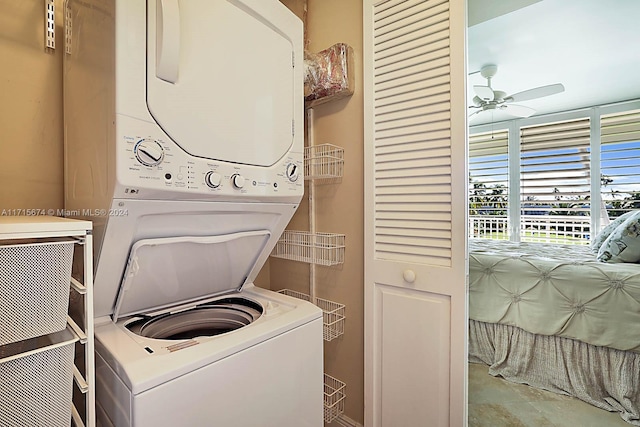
[468,363,632,427]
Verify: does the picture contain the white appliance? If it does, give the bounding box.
[63,1,323,426]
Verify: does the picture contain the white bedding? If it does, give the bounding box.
[469,239,640,353]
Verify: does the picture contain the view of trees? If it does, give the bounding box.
[469,180,507,216]
[469,172,640,220]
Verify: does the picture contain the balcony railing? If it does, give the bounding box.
[469,215,591,245]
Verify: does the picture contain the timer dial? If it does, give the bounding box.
[134,139,164,167]
[285,163,300,182]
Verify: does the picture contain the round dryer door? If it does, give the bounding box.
[146,0,298,167]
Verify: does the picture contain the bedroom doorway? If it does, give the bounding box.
[467,1,640,425]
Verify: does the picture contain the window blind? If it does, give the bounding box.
[520,118,591,214]
[600,109,640,218]
[469,130,508,216]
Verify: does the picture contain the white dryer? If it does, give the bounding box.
[63,1,322,426]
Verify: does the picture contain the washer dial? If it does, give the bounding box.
[134,139,165,167]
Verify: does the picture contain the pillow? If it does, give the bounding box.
[591,210,636,254]
[597,211,640,263]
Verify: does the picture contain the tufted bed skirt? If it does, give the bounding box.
[469,320,640,425]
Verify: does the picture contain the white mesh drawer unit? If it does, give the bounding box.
[0,239,75,346]
[0,326,78,427]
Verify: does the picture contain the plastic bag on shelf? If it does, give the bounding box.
[304,43,354,107]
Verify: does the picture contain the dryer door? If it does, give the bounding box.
[146,0,297,167]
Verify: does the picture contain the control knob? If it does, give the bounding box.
[285,163,300,182]
[204,171,222,188]
[134,139,164,167]
[231,174,246,189]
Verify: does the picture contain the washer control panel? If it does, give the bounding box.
[117,121,303,201]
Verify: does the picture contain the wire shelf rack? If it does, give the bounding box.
[271,230,345,266]
[324,373,346,423]
[304,144,344,182]
[277,289,345,342]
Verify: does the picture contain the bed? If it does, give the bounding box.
[469,238,640,425]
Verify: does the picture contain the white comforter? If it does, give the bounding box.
[469,239,640,352]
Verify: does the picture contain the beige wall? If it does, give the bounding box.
[273,0,365,423]
[0,0,65,212]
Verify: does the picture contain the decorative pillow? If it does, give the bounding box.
[597,211,640,263]
[591,210,636,254]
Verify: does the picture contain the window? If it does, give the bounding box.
[600,109,640,222]
[468,129,508,240]
[520,118,591,244]
[469,102,640,244]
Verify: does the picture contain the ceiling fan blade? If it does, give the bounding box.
[473,85,494,101]
[501,104,536,118]
[506,83,565,103]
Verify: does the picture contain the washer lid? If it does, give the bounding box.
[113,230,270,322]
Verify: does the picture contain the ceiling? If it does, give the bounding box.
[467,0,640,125]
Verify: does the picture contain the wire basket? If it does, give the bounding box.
[304,144,344,182]
[0,336,76,426]
[276,288,311,302]
[277,289,345,342]
[324,373,346,423]
[271,231,345,266]
[0,239,75,345]
[315,297,346,342]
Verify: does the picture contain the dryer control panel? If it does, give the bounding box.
[115,115,303,202]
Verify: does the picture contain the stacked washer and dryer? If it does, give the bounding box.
[63,1,323,426]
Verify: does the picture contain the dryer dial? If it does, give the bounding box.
[231,174,246,189]
[134,139,164,167]
[204,171,222,188]
[285,163,299,182]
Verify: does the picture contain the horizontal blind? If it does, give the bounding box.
[469,130,508,238]
[600,109,640,218]
[520,118,591,244]
[520,118,591,206]
[373,0,452,267]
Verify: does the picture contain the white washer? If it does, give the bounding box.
[63,1,322,426]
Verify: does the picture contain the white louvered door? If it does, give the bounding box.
[364,1,468,426]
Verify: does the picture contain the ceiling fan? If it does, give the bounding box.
[469,64,565,119]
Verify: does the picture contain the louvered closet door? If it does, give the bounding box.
[364,1,468,426]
